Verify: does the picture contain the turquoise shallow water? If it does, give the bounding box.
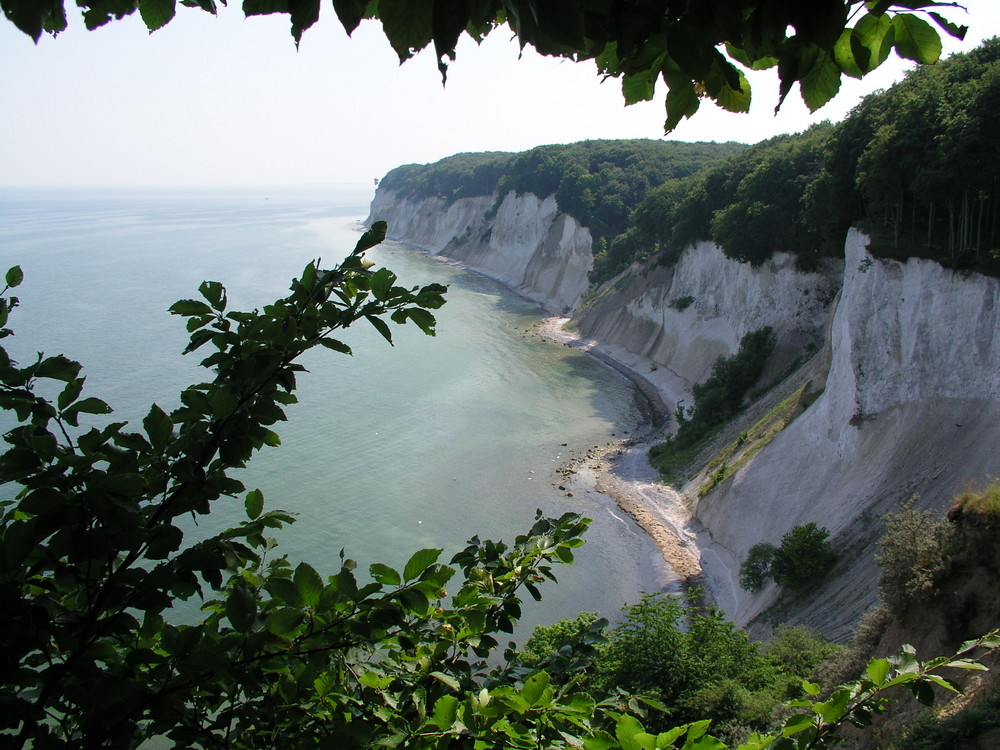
[0,186,669,636]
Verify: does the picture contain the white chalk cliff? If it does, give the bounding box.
[694,231,1000,640]
[368,190,593,313]
[369,188,1000,640]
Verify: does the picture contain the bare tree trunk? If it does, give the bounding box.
[947,198,956,260]
[976,194,984,260]
[927,202,935,248]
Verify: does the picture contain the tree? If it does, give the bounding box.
[771,522,836,587]
[3,0,968,132]
[740,543,779,592]
[740,523,835,591]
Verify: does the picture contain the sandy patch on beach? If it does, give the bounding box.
[540,317,705,590]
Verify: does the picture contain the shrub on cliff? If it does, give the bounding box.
[740,523,835,591]
[650,327,775,478]
[739,543,778,592]
[771,522,836,587]
[876,498,955,611]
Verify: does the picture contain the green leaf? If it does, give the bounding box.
[370,268,396,301]
[318,338,352,354]
[5,266,23,288]
[866,658,891,685]
[354,221,387,254]
[894,644,920,674]
[199,280,227,311]
[432,694,459,731]
[357,670,394,690]
[583,731,619,750]
[35,354,82,382]
[226,583,257,632]
[814,689,850,723]
[663,77,700,133]
[210,388,239,419]
[800,51,842,112]
[57,378,85,411]
[369,563,401,586]
[366,314,394,344]
[399,587,429,615]
[615,714,655,750]
[403,548,441,582]
[294,562,323,607]
[801,679,821,696]
[267,576,303,606]
[332,0,370,35]
[945,659,989,671]
[911,679,936,706]
[143,403,173,450]
[68,397,113,416]
[928,11,967,41]
[429,670,461,690]
[833,29,866,78]
[379,0,434,62]
[403,307,437,336]
[622,66,659,105]
[892,13,942,64]
[521,671,550,707]
[922,673,961,693]
[169,299,213,316]
[265,607,305,636]
[715,69,751,113]
[139,0,175,30]
[853,13,895,70]
[245,489,264,520]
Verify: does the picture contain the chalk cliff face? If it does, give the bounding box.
[367,190,593,313]
[369,187,1000,640]
[574,242,841,388]
[694,231,1000,640]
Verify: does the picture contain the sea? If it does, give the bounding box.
[0,185,671,638]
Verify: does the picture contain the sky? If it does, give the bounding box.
[1,2,998,188]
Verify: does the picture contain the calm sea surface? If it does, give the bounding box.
[0,186,669,636]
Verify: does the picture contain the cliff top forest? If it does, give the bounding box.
[377,38,1000,286]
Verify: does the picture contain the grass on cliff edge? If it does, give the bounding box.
[696,381,822,497]
[953,482,1000,516]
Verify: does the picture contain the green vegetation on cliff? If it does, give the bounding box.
[601,38,1000,281]
[379,40,1000,286]
[378,152,513,204]
[495,139,744,248]
[649,328,775,479]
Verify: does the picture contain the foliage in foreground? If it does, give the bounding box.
[3,1,968,134]
[522,596,844,738]
[0,250,997,748]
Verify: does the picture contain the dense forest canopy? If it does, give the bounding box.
[496,140,746,244]
[4,1,967,133]
[378,152,514,204]
[619,36,1000,277]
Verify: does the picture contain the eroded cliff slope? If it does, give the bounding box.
[694,232,1000,641]
[368,187,1000,642]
